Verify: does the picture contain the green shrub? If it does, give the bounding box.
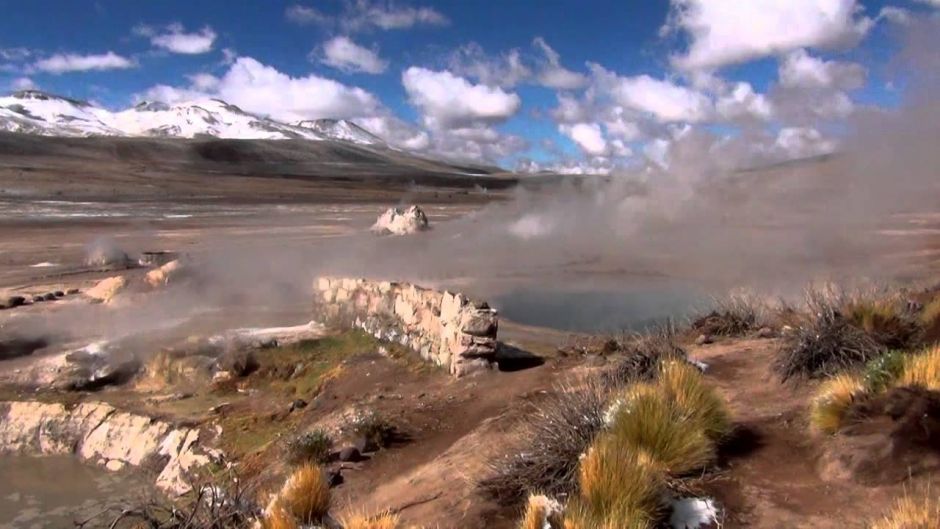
[862,350,906,393]
[285,429,333,465]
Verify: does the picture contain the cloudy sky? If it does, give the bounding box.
[0,0,936,172]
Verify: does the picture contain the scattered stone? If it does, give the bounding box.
[210,403,231,415]
[216,349,259,377]
[31,295,45,303]
[42,292,56,301]
[370,205,430,235]
[695,334,714,345]
[53,291,64,297]
[288,399,308,413]
[66,288,79,295]
[338,446,362,462]
[756,327,775,339]
[212,371,233,384]
[326,468,343,487]
[105,459,126,472]
[145,259,185,288]
[2,296,26,309]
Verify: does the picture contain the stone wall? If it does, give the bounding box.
[313,277,498,377]
[0,400,213,495]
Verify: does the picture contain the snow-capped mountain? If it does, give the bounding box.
[0,90,385,145]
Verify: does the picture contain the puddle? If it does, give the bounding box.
[0,455,153,529]
[491,278,709,333]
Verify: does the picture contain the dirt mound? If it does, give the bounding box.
[818,386,940,485]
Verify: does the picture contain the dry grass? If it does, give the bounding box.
[846,297,921,349]
[565,439,665,529]
[774,287,884,381]
[517,494,564,529]
[870,488,940,529]
[480,380,608,505]
[898,344,940,391]
[260,508,299,529]
[284,429,333,466]
[606,385,714,475]
[920,297,940,337]
[275,464,331,524]
[601,327,686,388]
[692,294,765,337]
[658,360,732,441]
[809,373,866,435]
[341,512,402,529]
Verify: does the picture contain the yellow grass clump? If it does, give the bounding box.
[566,439,664,529]
[898,345,940,391]
[517,494,564,529]
[658,360,732,441]
[870,489,940,529]
[276,463,331,523]
[607,384,714,475]
[260,507,300,529]
[920,297,940,332]
[341,512,402,529]
[809,373,866,434]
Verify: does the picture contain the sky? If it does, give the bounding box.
[0,0,937,172]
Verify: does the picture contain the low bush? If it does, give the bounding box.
[275,464,331,524]
[845,298,921,350]
[870,488,940,529]
[260,507,299,529]
[919,296,940,342]
[692,294,765,337]
[897,344,940,391]
[774,287,883,381]
[341,512,402,529]
[601,327,686,388]
[346,410,397,449]
[809,373,866,434]
[479,381,608,505]
[285,429,333,466]
[862,350,907,393]
[658,360,732,441]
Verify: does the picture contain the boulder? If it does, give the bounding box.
[370,205,430,235]
[2,295,26,309]
[338,446,362,462]
[695,334,714,345]
[145,259,185,288]
[216,349,259,377]
[85,276,127,303]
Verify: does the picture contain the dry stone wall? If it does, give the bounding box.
[313,277,498,377]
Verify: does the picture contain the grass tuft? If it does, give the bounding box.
[517,494,564,529]
[845,297,921,349]
[341,512,402,529]
[809,373,866,435]
[285,429,333,466]
[260,507,300,529]
[658,360,732,441]
[275,463,331,524]
[862,350,907,393]
[692,294,765,337]
[601,327,686,388]
[870,488,940,529]
[565,439,665,529]
[898,344,940,391]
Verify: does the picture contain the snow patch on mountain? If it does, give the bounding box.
[0,90,385,145]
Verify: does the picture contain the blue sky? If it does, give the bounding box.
[0,0,935,171]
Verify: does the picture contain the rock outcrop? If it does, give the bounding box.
[85,276,127,303]
[145,259,185,287]
[371,205,429,235]
[314,278,498,377]
[0,400,214,494]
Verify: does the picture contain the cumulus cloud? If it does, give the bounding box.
[33,51,135,74]
[402,67,521,129]
[716,82,774,121]
[357,115,430,150]
[317,36,388,74]
[136,23,217,55]
[141,56,381,122]
[778,48,865,89]
[532,37,588,90]
[773,126,836,158]
[592,65,713,123]
[665,0,874,70]
[771,49,865,122]
[560,122,608,155]
[10,77,36,90]
[286,1,448,31]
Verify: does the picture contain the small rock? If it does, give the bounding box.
[66,288,79,295]
[756,327,775,339]
[210,403,231,415]
[338,446,362,462]
[353,436,379,454]
[695,334,714,345]
[105,459,126,472]
[53,291,64,297]
[289,399,308,412]
[3,296,26,309]
[326,468,343,487]
[31,295,45,303]
[42,293,56,301]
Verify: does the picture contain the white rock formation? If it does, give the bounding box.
[84,276,127,303]
[145,259,185,287]
[371,205,430,235]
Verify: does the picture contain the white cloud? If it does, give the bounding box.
[187,73,220,91]
[533,37,588,90]
[402,67,521,129]
[141,56,381,122]
[665,0,874,70]
[773,126,836,158]
[0,47,31,61]
[346,0,449,30]
[605,70,713,123]
[285,4,330,25]
[10,77,36,90]
[716,82,774,120]
[33,51,135,74]
[778,49,865,89]
[560,122,608,155]
[318,36,388,74]
[447,43,531,87]
[357,115,430,150]
[877,6,911,25]
[147,24,217,55]
[915,0,940,7]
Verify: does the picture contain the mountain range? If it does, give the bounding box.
[0,90,384,145]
